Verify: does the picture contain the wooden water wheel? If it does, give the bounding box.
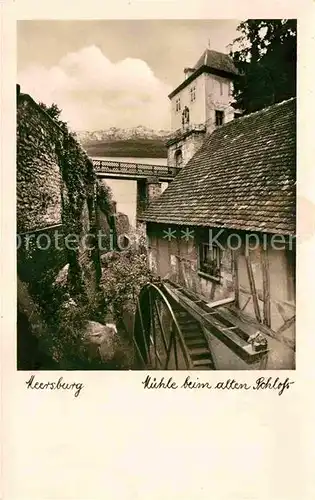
[133,282,216,370]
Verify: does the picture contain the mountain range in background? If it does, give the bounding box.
[76,126,171,158]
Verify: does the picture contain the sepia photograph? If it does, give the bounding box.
[16,19,296,371]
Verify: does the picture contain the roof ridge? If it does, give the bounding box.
[197,48,233,68]
[234,97,295,121]
[207,48,228,55]
[211,97,296,135]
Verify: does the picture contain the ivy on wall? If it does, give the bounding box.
[17,97,114,367]
[38,101,108,299]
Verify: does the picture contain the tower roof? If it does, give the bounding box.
[193,49,238,76]
[168,48,238,99]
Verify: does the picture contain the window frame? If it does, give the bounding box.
[215,110,224,127]
[198,241,222,282]
[190,86,196,103]
[175,98,181,112]
[174,149,183,167]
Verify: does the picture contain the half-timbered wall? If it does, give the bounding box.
[147,223,295,367]
[147,224,235,303]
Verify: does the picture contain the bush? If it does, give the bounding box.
[101,249,153,318]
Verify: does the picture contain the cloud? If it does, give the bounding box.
[18,45,172,131]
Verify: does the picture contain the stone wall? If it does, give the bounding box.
[17,90,103,302]
[147,179,162,201]
[17,94,63,232]
[136,178,162,219]
[167,130,206,168]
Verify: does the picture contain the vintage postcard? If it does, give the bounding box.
[16,18,296,372]
[1,1,315,499]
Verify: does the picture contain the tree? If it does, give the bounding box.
[38,101,70,134]
[231,19,296,114]
[38,102,61,120]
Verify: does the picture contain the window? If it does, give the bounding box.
[199,242,221,280]
[175,98,181,112]
[215,110,224,126]
[182,106,190,127]
[219,81,223,96]
[174,149,183,167]
[190,86,196,102]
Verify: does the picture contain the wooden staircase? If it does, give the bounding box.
[171,302,216,370]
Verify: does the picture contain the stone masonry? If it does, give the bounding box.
[167,129,206,168]
[17,87,103,301]
[17,94,63,232]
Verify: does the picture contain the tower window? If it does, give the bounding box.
[174,149,183,167]
[175,98,181,112]
[190,86,196,102]
[215,110,224,126]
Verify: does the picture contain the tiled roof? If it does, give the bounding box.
[141,98,296,235]
[194,49,238,76]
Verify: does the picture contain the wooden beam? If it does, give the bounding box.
[149,289,158,369]
[245,254,262,323]
[261,247,271,327]
[241,295,251,312]
[210,280,216,301]
[277,315,296,336]
[154,299,169,353]
[230,305,295,351]
[156,236,160,277]
[206,297,235,308]
[233,250,240,309]
[162,281,268,364]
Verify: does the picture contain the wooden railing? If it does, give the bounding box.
[92,159,181,180]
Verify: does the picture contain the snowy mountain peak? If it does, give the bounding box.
[76,126,171,144]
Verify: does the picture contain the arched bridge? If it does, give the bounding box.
[92,158,181,182]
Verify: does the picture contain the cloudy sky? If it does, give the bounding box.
[18,20,240,131]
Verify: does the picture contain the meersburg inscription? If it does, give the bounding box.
[24,375,294,397]
[25,375,83,397]
[142,376,294,396]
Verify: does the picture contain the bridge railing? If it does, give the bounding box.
[92,159,181,178]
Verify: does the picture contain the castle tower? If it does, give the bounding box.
[166,48,239,168]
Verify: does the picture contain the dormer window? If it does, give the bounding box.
[215,110,224,126]
[175,98,181,112]
[174,149,183,167]
[190,86,196,102]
